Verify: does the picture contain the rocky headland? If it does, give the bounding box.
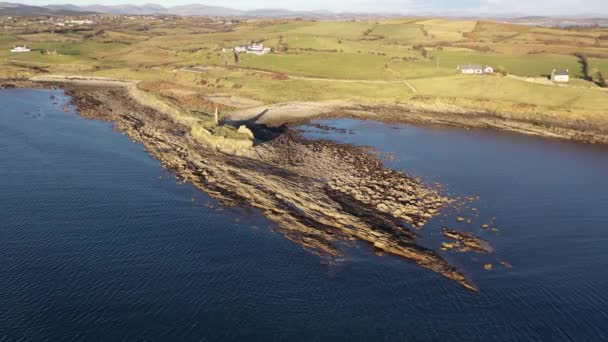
[5,77,500,291]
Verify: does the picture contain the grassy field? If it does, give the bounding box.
[411,75,608,111]
[1,16,607,123]
[432,51,589,77]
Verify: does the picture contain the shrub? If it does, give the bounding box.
[597,72,607,87]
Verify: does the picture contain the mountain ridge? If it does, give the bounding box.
[1,2,607,19]
[0,2,355,17]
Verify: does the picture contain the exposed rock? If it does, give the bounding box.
[237,125,255,140]
[373,241,388,249]
[500,261,513,268]
[442,227,494,253]
[377,203,389,211]
[441,242,459,250]
[191,122,253,155]
[59,84,481,292]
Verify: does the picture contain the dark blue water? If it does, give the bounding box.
[2,90,608,341]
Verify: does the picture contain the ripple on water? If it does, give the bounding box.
[2,92,608,340]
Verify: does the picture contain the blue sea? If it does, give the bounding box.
[2,89,608,341]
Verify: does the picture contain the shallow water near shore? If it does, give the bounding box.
[2,89,608,340]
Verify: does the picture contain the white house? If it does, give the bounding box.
[246,43,271,55]
[66,19,94,25]
[457,64,494,74]
[229,43,272,55]
[551,69,570,83]
[458,64,483,74]
[10,45,31,53]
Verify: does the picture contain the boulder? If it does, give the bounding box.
[191,122,253,155]
[237,125,255,140]
[376,203,389,211]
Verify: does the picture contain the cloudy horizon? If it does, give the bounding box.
[13,0,608,16]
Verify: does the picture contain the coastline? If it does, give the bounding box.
[2,76,492,291]
[4,75,606,285]
[4,76,607,144]
[7,74,605,290]
[228,100,608,145]
[3,74,607,288]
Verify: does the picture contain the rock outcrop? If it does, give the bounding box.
[62,84,483,291]
[191,122,253,155]
[442,227,494,253]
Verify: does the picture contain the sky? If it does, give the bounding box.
[18,0,608,15]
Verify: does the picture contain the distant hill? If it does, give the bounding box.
[159,4,242,17]
[44,3,245,16]
[56,3,169,15]
[0,2,390,18]
[0,2,94,16]
[2,2,606,19]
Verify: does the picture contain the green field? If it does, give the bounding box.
[1,16,607,122]
[411,75,608,110]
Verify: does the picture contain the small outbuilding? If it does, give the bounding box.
[551,69,570,83]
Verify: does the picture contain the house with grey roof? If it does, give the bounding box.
[551,69,570,83]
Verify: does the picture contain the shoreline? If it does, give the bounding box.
[4,74,606,289]
[11,74,606,291]
[228,101,608,145]
[4,77,493,291]
[4,76,607,144]
[5,76,503,291]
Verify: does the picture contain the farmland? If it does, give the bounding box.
[1,15,608,129]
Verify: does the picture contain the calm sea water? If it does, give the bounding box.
[2,89,608,341]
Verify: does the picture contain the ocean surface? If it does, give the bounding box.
[2,89,608,341]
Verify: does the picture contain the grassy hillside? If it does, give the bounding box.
[1,16,607,124]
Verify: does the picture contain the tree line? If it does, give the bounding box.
[575,52,607,87]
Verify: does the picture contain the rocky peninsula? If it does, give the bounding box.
[4,77,500,291]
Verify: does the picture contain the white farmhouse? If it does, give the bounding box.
[246,43,271,55]
[457,64,495,74]
[551,69,570,83]
[457,64,483,74]
[10,45,31,53]
[66,19,94,25]
[229,43,272,55]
